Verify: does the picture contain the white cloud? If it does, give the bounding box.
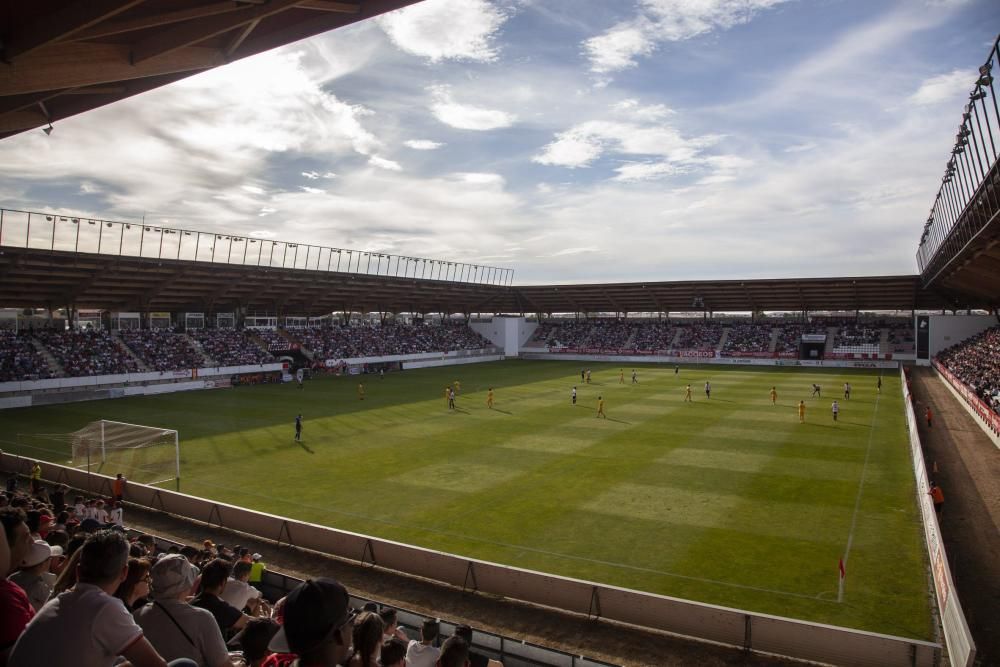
[533,101,722,174]
[302,171,320,180]
[322,172,337,179]
[585,1,789,76]
[368,155,403,171]
[300,186,325,194]
[242,185,266,194]
[909,69,973,106]
[453,172,505,186]
[404,139,444,150]
[429,85,516,130]
[377,0,509,63]
[783,142,817,153]
[612,161,683,182]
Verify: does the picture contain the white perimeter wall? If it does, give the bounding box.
[470,318,537,356]
[927,314,996,358]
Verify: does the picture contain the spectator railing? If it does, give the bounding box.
[917,35,1000,283]
[0,207,513,286]
[0,454,939,667]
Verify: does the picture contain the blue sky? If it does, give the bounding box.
[0,0,996,284]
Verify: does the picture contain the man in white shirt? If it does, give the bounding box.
[406,618,441,667]
[109,501,124,527]
[220,561,261,614]
[8,530,182,667]
[8,539,53,611]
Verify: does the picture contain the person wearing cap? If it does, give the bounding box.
[406,619,441,667]
[266,578,356,667]
[134,554,238,667]
[9,539,54,611]
[8,529,186,667]
[248,553,266,586]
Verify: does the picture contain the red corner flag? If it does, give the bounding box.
[838,558,846,579]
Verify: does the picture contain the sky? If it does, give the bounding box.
[0,0,996,285]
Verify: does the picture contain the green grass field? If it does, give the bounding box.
[1,360,931,638]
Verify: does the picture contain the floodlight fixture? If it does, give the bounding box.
[970,89,986,101]
[42,123,53,136]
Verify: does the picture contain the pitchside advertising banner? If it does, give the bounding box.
[532,353,899,369]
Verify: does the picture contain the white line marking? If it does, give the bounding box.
[840,390,882,602]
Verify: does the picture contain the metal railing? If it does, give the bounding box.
[916,34,1000,282]
[0,207,514,286]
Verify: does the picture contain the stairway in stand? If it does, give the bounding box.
[30,337,64,377]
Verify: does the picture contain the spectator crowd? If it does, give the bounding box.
[188,330,274,367]
[120,330,205,372]
[1,468,504,667]
[285,324,493,361]
[33,330,141,377]
[0,331,51,382]
[936,325,1000,415]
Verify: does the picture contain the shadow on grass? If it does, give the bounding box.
[605,417,632,424]
[296,440,315,454]
[490,408,513,415]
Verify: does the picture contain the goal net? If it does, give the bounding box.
[49,420,180,489]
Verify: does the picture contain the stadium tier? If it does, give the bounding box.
[935,325,1000,416]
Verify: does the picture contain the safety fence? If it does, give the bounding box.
[0,453,940,666]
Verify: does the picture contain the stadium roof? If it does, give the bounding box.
[0,246,964,315]
[0,0,420,140]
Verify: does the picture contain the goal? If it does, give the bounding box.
[68,420,180,490]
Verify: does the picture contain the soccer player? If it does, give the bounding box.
[769,386,777,405]
[294,414,302,442]
[453,379,461,395]
[581,369,585,382]
[571,386,577,405]
[619,369,625,384]
[832,400,839,422]
[487,387,494,409]
[843,382,851,399]
[448,388,456,410]
[811,383,821,398]
[358,383,365,400]
[597,396,606,419]
[296,368,304,390]
[445,385,451,405]
[684,384,692,402]
[877,376,882,393]
[631,369,638,384]
[586,369,592,384]
[704,381,711,399]
[674,365,679,375]
[798,401,806,423]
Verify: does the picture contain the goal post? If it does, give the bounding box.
[68,419,180,490]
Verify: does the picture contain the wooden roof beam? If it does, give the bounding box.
[4,0,147,61]
[70,3,252,41]
[130,0,309,65]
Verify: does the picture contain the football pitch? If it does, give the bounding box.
[1,360,932,638]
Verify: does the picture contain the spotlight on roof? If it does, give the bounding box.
[42,123,53,136]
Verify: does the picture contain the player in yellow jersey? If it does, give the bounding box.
[770,386,777,405]
[444,386,451,405]
[619,369,625,384]
[453,380,461,395]
[487,387,494,409]
[597,395,606,418]
[684,384,692,402]
[798,400,806,423]
[357,382,365,400]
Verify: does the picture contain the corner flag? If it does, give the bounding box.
[838,558,846,602]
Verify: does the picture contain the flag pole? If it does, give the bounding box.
[837,558,846,602]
